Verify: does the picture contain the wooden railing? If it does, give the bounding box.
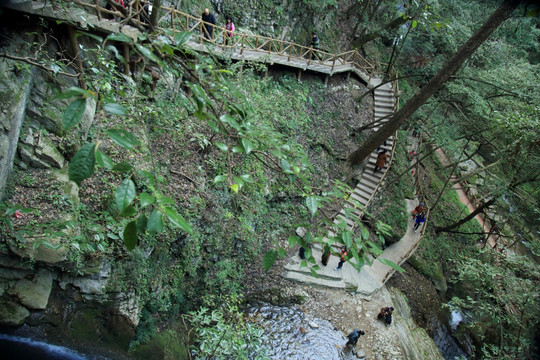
[66,0,375,75]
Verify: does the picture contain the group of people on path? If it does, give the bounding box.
[345,305,395,349]
[201,8,235,43]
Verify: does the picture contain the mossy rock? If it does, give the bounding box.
[408,255,447,293]
[131,328,189,360]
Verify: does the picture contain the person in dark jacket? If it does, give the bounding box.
[377,307,394,325]
[373,150,387,173]
[201,8,216,39]
[346,329,365,347]
[413,212,426,232]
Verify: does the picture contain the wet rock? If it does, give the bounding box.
[9,268,54,310]
[0,300,31,325]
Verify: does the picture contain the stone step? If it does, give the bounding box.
[376,104,394,111]
[334,214,356,228]
[374,97,395,105]
[350,192,369,206]
[339,205,363,219]
[352,188,372,202]
[284,262,345,282]
[362,172,384,184]
[358,178,378,192]
[284,270,348,289]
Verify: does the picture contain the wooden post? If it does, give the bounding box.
[264,66,268,78]
[171,9,175,30]
[288,45,292,61]
[297,69,302,82]
[199,23,203,43]
[346,72,350,81]
[123,43,130,76]
[331,55,337,72]
[67,26,86,90]
[94,0,102,20]
[324,75,329,86]
[307,49,312,66]
[240,34,245,54]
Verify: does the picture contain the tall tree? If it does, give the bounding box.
[347,0,523,166]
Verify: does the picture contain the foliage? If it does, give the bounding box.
[188,295,268,360]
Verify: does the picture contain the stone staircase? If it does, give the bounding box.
[284,78,401,294]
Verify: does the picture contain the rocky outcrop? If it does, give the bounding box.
[9,268,54,309]
[389,287,445,360]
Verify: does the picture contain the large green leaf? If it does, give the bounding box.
[147,209,164,234]
[103,102,126,115]
[95,150,114,169]
[342,230,353,249]
[377,258,405,272]
[106,129,141,149]
[305,196,318,217]
[136,214,148,233]
[115,179,136,213]
[69,143,96,185]
[123,221,138,250]
[241,138,254,154]
[174,31,192,46]
[106,32,134,43]
[263,250,277,272]
[135,43,160,63]
[163,207,193,235]
[139,192,155,208]
[63,98,87,131]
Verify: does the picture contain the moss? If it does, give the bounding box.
[70,308,101,342]
[131,328,189,360]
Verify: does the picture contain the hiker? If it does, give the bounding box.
[376,140,387,153]
[321,244,331,266]
[201,8,216,40]
[377,307,394,325]
[346,329,365,347]
[225,17,235,45]
[334,246,347,271]
[310,32,319,60]
[412,202,424,219]
[413,212,426,232]
[373,150,387,173]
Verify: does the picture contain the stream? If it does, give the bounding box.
[248,303,364,360]
[0,333,93,360]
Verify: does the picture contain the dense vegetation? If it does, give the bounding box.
[1,0,539,359]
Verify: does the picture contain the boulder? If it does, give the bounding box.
[9,234,68,264]
[9,268,54,309]
[18,129,65,169]
[0,300,31,325]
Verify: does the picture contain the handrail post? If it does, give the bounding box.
[171,9,175,30]
[307,49,312,66]
[199,22,203,43]
[240,34,245,54]
[288,45,292,61]
[332,55,336,72]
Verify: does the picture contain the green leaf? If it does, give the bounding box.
[377,258,405,272]
[263,250,277,272]
[115,178,136,213]
[305,196,318,217]
[342,231,353,249]
[69,143,96,185]
[174,31,192,46]
[310,268,319,277]
[163,207,193,235]
[140,192,155,208]
[63,98,87,131]
[241,138,254,154]
[215,143,228,151]
[95,150,114,169]
[147,210,164,234]
[123,221,137,250]
[230,184,239,193]
[280,158,291,172]
[361,226,370,241]
[220,114,241,131]
[213,175,227,183]
[103,102,127,115]
[135,43,160,63]
[112,162,133,173]
[106,32,134,43]
[106,129,141,149]
[156,196,175,205]
[412,20,418,28]
[121,205,137,217]
[136,214,148,233]
[278,247,287,257]
[288,235,299,247]
[53,86,96,100]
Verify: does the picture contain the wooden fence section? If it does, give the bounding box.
[65,0,375,76]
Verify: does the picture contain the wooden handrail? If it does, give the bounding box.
[63,0,375,75]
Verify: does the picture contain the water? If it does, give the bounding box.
[450,309,463,331]
[0,334,91,360]
[248,303,363,360]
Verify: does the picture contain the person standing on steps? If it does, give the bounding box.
[377,306,394,325]
[373,149,387,174]
[413,212,426,232]
[334,246,347,270]
[201,8,216,40]
[412,202,424,220]
[346,329,365,347]
[224,17,235,46]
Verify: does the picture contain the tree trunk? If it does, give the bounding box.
[150,0,161,29]
[435,198,496,233]
[347,0,522,166]
[352,15,411,48]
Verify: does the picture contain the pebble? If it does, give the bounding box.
[308,321,319,329]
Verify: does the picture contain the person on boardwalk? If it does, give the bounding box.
[413,212,426,232]
[412,202,424,219]
[334,246,347,270]
[377,307,394,325]
[373,150,387,173]
[310,32,319,60]
[346,329,365,347]
[224,17,235,45]
[201,8,216,40]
